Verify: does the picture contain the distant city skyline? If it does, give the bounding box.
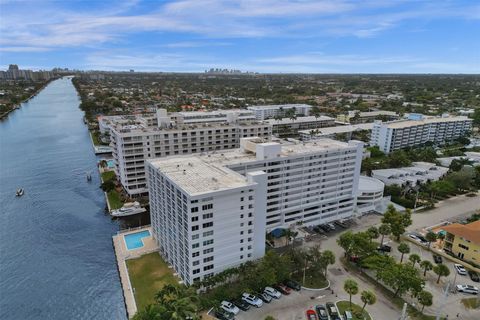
[0,0,479,73]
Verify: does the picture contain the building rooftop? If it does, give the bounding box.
[358,176,384,193]
[148,138,360,195]
[442,220,480,244]
[247,104,311,110]
[379,116,472,129]
[299,123,373,136]
[266,115,334,125]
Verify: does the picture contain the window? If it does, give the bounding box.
[193,269,200,274]
[202,213,213,219]
[203,222,213,228]
[191,216,198,222]
[202,204,213,210]
[203,248,213,254]
[203,256,214,263]
[191,225,199,231]
[193,260,199,266]
[203,230,214,237]
[203,265,214,271]
[191,207,198,213]
[192,243,199,249]
[192,234,199,240]
[192,252,199,257]
[203,239,214,246]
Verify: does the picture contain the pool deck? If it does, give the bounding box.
[112,226,159,318]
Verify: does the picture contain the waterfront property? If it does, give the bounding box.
[247,103,312,120]
[146,137,363,285]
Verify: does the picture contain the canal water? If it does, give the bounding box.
[0,78,126,319]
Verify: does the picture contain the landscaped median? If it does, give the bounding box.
[336,300,372,320]
[126,252,179,311]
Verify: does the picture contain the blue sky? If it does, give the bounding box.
[0,0,479,73]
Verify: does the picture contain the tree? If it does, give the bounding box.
[388,150,412,168]
[337,231,377,260]
[100,180,115,192]
[264,317,276,320]
[319,250,335,279]
[360,290,376,313]
[285,108,297,122]
[378,263,423,298]
[344,279,359,309]
[409,254,421,267]
[311,106,321,119]
[417,290,433,312]
[132,304,164,320]
[398,242,410,263]
[433,264,450,284]
[379,224,391,246]
[382,206,412,240]
[153,284,199,320]
[447,166,475,191]
[367,226,379,240]
[420,260,433,277]
[425,231,438,249]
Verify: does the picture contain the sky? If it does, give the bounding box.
[0,0,479,73]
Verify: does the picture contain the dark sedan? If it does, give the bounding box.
[285,279,302,291]
[469,270,480,282]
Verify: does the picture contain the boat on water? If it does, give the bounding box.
[16,188,24,197]
[111,201,146,217]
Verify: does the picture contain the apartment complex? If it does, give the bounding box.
[442,221,480,266]
[337,110,399,124]
[247,104,312,120]
[267,115,336,138]
[146,137,363,284]
[109,109,272,197]
[370,115,473,153]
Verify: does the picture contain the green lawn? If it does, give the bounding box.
[461,297,480,309]
[90,130,107,146]
[107,189,123,210]
[336,301,372,320]
[291,269,328,289]
[126,252,179,312]
[101,170,116,182]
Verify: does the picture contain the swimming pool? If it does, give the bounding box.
[107,160,115,168]
[124,230,151,250]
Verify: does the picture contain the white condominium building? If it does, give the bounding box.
[370,116,473,153]
[109,109,272,197]
[146,137,363,284]
[247,104,312,120]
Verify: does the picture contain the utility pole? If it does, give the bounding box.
[399,302,408,320]
[436,281,450,320]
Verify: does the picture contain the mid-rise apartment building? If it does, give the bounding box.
[146,137,363,284]
[109,109,272,197]
[267,115,336,138]
[247,104,312,120]
[370,115,473,153]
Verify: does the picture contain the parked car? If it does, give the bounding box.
[306,309,318,320]
[326,302,340,320]
[433,254,443,264]
[327,223,336,231]
[456,284,479,295]
[215,309,235,320]
[315,305,329,320]
[233,299,250,311]
[285,279,302,291]
[264,286,281,299]
[275,284,292,295]
[257,292,272,303]
[220,301,240,315]
[377,245,392,252]
[454,264,467,276]
[468,270,480,282]
[344,310,354,320]
[241,293,263,308]
[334,220,347,228]
[409,234,420,241]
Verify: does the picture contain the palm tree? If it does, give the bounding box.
[132,304,164,320]
[398,242,410,263]
[409,254,421,267]
[420,260,433,276]
[320,250,335,279]
[344,279,359,309]
[433,264,450,284]
[425,231,438,249]
[367,226,379,239]
[378,224,391,246]
[360,290,376,313]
